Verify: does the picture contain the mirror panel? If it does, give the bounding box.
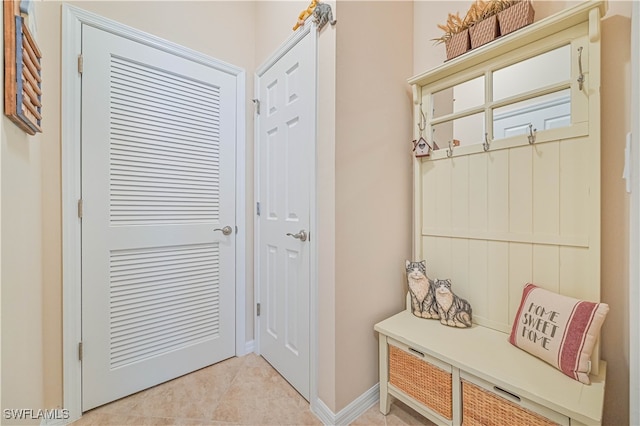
[432,112,485,148]
[432,76,485,118]
[493,89,571,139]
[493,45,571,102]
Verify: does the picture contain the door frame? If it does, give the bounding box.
[61,5,246,422]
[253,24,318,407]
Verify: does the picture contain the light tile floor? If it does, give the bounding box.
[72,353,433,425]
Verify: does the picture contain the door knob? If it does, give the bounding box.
[214,226,233,236]
[286,230,308,242]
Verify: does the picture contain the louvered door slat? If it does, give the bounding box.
[111,298,220,330]
[109,243,220,369]
[109,55,221,226]
[110,140,219,164]
[110,66,221,100]
[111,124,217,142]
[111,304,217,337]
[111,116,217,140]
[111,313,220,351]
[110,85,219,118]
[110,66,220,105]
[110,160,220,179]
[110,94,218,126]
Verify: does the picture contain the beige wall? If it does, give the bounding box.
[600,3,632,425]
[411,1,631,424]
[1,121,46,421]
[255,1,310,66]
[316,0,338,409]
[2,1,46,419]
[333,0,414,412]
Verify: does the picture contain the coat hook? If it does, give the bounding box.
[577,47,585,91]
[527,124,537,144]
[418,107,426,135]
[446,140,453,158]
[483,132,491,152]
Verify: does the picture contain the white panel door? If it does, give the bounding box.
[81,25,236,411]
[493,95,571,139]
[257,29,315,400]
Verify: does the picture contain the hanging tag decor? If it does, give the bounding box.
[413,137,431,158]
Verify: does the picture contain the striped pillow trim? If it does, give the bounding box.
[558,301,598,381]
[508,283,536,346]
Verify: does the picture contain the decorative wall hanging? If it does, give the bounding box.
[312,2,336,32]
[413,137,431,157]
[293,0,318,31]
[4,0,42,135]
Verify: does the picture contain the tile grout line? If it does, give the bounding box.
[206,354,254,424]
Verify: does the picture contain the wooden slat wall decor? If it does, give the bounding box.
[4,0,42,135]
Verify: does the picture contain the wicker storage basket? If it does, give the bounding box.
[445,29,470,61]
[461,380,558,426]
[389,345,453,420]
[498,1,535,36]
[469,15,499,49]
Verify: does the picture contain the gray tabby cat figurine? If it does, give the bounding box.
[433,279,472,328]
[313,2,337,31]
[405,260,439,320]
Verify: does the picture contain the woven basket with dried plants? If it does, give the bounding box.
[432,11,473,46]
[478,0,516,20]
[468,0,502,48]
[432,11,473,60]
[498,0,535,36]
[434,0,532,59]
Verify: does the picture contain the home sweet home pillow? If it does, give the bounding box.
[509,283,609,384]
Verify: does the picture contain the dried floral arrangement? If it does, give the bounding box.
[432,11,472,45]
[433,0,523,45]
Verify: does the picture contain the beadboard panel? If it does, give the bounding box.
[419,134,596,333]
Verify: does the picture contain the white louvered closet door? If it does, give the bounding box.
[81,26,236,411]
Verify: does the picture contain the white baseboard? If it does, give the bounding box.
[40,415,71,426]
[243,339,255,355]
[312,398,335,425]
[41,420,68,426]
[312,383,379,426]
